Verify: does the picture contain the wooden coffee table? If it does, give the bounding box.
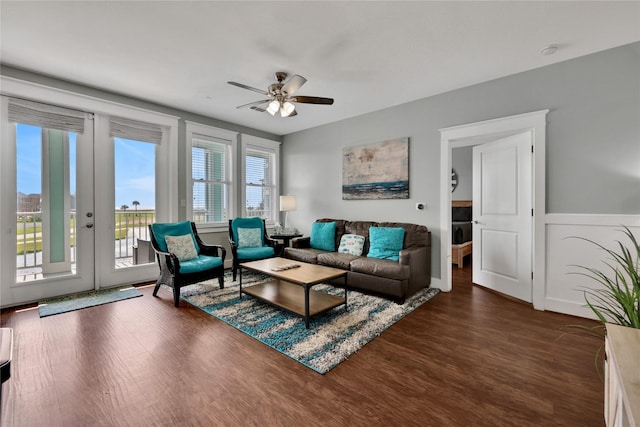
[239,257,347,328]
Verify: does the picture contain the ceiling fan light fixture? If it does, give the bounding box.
[266,100,280,115]
[229,72,334,118]
[280,101,295,117]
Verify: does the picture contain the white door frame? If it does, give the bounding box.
[439,110,548,310]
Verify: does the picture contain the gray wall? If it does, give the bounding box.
[281,42,640,279]
[451,146,472,201]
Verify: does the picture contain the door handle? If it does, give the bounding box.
[85,223,94,229]
[473,220,479,224]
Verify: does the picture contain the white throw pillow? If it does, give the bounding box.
[165,234,198,261]
[237,227,263,248]
[338,234,365,256]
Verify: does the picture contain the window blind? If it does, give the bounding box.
[110,117,164,144]
[7,97,86,133]
[192,137,230,224]
[192,138,227,181]
[245,148,273,184]
[245,147,275,219]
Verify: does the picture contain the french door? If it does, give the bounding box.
[1,97,96,303]
[1,89,178,306]
[94,119,166,288]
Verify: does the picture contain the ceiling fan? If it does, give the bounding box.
[228,72,334,118]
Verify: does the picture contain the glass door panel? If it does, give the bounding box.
[9,117,95,300]
[113,138,156,268]
[16,125,79,281]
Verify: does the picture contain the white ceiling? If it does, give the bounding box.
[1,1,639,136]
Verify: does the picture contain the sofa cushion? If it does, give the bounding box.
[311,221,336,251]
[231,217,265,245]
[317,252,361,270]
[236,246,275,260]
[179,255,223,274]
[151,221,199,254]
[338,234,365,256]
[350,257,410,281]
[284,247,327,264]
[368,227,405,261]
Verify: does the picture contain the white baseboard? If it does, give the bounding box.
[544,297,599,320]
[429,277,445,291]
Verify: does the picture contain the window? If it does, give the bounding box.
[242,135,280,223]
[186,122,237,227]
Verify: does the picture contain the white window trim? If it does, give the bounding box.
[185,121,238,231]
[241,134,281,226]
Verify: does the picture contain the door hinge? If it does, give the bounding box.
[531,145,534,153]
[531,209,534,216]
[531,271,534,280]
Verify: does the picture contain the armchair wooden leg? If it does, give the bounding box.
[153,270,171,297]
[152,280,162,297]
[232,266,237,282]
[173,285,180,307]
[218,275,224,289]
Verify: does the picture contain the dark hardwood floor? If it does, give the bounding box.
[1,264,604,426]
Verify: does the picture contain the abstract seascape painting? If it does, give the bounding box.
[342,138,409,200]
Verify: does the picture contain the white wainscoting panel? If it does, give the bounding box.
[544,214,640,319]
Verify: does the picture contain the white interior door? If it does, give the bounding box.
[472,132,532,302]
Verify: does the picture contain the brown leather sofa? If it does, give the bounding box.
[284,219,431,304]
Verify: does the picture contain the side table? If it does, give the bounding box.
[270,233,303,255]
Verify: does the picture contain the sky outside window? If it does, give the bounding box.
[16,125,155,210]
[17,123,76,197]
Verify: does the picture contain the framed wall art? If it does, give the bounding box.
[342,137,409,200]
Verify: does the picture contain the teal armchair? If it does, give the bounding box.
[149,221,226,307]
[228,218,278,280]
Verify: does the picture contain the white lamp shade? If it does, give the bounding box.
[279,195,297,212]
[280,101,295,117]
[266,100,280,116]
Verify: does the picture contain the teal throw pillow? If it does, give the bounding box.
[151,221,199,254]
[310,221,336,251]
[237,227,263,248]
[368,227,405,261]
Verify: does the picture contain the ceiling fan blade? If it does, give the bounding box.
[227,81,268,96]
[250,106,267,113]
[290,96,334,105]
[281,74,307,96]
[236,99,271,109]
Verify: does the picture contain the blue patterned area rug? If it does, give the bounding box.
[38,287,142,318]
[179,271,440,374]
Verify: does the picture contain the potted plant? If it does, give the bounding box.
[562,226,639,375]
[571,226,640,329]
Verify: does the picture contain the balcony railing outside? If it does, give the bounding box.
[16,208,268,281]
[16,210,156,281]
[115,209,156,260]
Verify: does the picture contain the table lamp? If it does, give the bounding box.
[279,195,297,232]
